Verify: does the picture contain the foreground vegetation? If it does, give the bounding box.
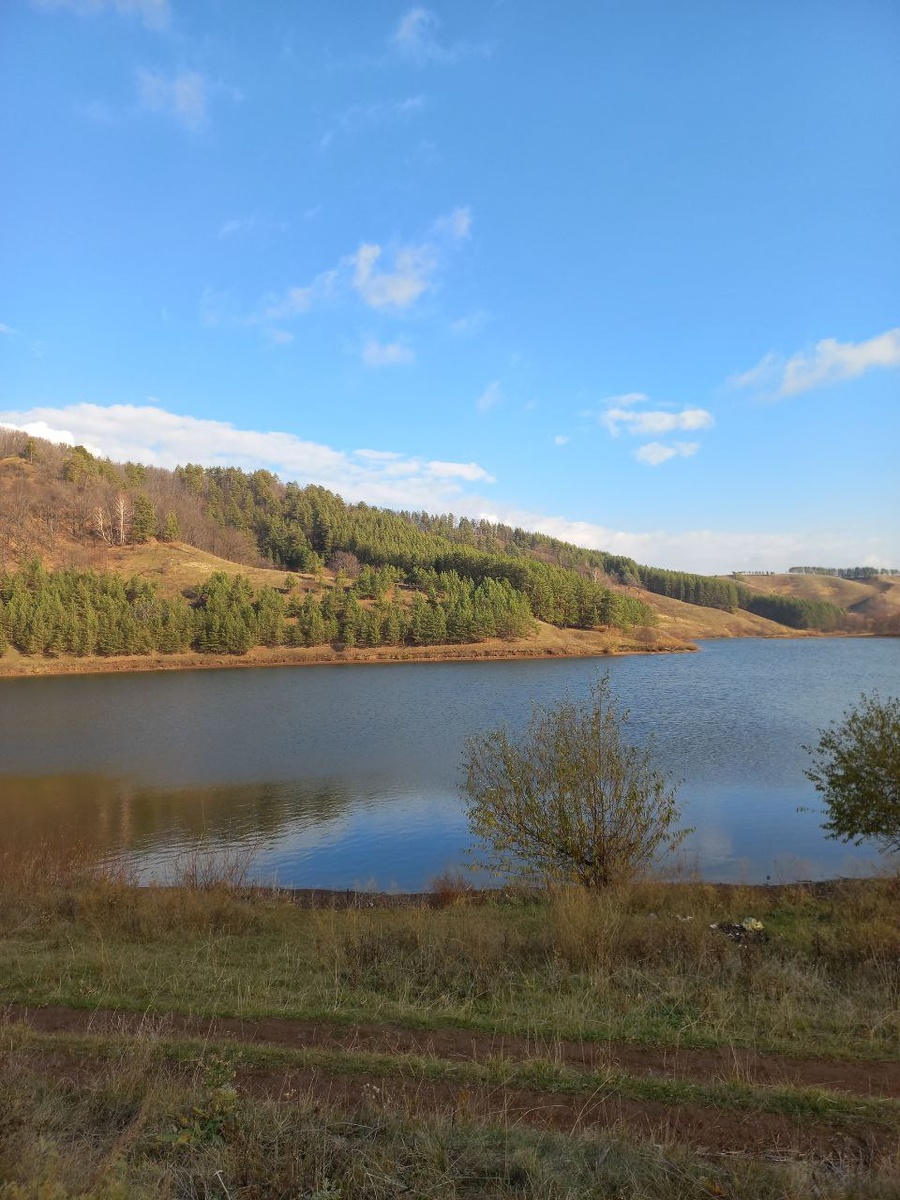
[1,848,897,1196]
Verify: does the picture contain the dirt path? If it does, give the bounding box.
[5,1042,889,1165]
[239,1066,889,1162]
[8,1003,899,1098]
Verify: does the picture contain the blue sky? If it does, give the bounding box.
[1,0,898,573]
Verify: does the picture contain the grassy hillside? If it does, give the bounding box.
[1,430,895,676]
[732,572,900,634]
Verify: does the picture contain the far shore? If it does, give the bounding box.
[0,625,884,682]
[0,627,700,680]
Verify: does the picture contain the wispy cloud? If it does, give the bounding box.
[393,8,452,64]
[137,68,209,131]
[32,0,170,31]
[0,323,16,336]
[217,215,290,240]
[553,435,569,446]
[433,206,472,240]
[236,207,471,337]
[391,6,491,66]
[450,309,489,337]
[0,403,496,510]
[361,337,415,367]
[476,381,502,413]
[259,268,340,322]
[602,391,648,408]
[218,217,254,239]
[731,327,900,397]
[318,95,425,149]
[74,98,117,124]
[634,441,700,467]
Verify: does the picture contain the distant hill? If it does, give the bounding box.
[0,426,896,671]
[730,572,900,635]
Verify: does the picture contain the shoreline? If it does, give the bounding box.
[0,632,697,680]
[0,629,883,683]
[159,876,889,909]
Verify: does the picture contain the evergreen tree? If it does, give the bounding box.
[130,494,157,543]
[161,511,181,542]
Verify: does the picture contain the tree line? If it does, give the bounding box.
[0,431,874,637]
[788,566,898,580]
[0,563,545,658]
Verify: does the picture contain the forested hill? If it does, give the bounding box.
[0,428,896,664]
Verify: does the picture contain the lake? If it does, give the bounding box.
[0,638,897,888]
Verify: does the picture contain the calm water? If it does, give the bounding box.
[0,639,897,887]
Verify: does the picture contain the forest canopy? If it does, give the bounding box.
[0,427,879,657]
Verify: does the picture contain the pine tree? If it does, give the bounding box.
[131,495,157,543]
[161,511,180,542]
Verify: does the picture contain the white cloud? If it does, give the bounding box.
[137,68,209,131]
[0,323,15,336]
[476,381,502,413]
[361,337,415,367]
[0,404,496,511]
[781,328,900,395]
[32,0,170,30]
[3,405,895,575]
[471,504,896,576]
[426,460,495,483]
[595,393,712,466]
[354,449,402,462]
[554,435,569,446]
[732,327,900,397]
[266,329,294,347]
[239,208,470,336]
[602,406,714,437]
[352,243,436,310]
[634,441,700,467]
[3,418,99,454]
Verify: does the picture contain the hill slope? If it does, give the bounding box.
[0,432,895,675]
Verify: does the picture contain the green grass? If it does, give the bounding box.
[2,854,898,1197]
[0,858,897,1059]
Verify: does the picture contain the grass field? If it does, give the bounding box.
[1,848,898,1197]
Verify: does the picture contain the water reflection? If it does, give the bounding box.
[1,639,897,886]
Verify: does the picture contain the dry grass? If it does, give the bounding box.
[1,846,898,1057]
[1,850,899,1195]
[0,1026,897,1199]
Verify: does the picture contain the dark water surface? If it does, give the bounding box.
[1,639,897,887]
